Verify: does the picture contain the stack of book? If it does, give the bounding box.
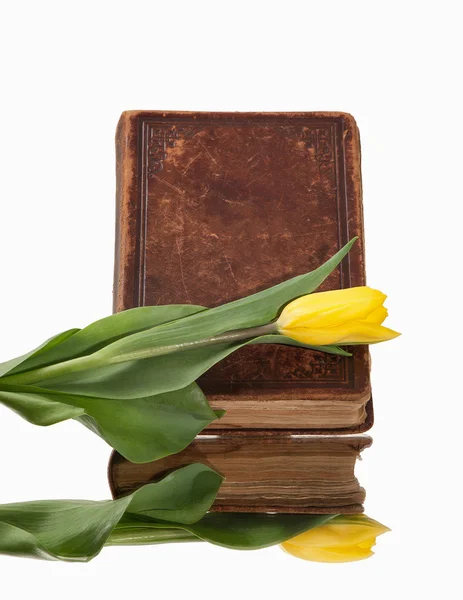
[109,111,373,515]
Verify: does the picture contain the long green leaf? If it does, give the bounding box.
[34,335,350,400]
[3,305,206,377]
[73,383,219,463]
[2,239,354,391]
[0,464,222,561]
[111,513,337,550]
[0,241,355,461]
[188,513,335,549]
[0,329,79,378]
[97,239,357,363]
[0,384,84,425]
[0,382,218,463]
[122,465,222,525]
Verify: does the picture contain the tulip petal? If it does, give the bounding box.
[279,321,400,346]
[363,306,388,325]
[277,287,387,329]
[280,514,390,563]
[283,522,387,549]
[357,538,378,549]
[340,322,400,344]
[281,541,375,563]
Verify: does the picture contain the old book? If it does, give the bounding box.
[109,434,372,514]
[114,110,371,432]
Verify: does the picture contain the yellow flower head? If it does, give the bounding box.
[277,286,400,346]
[280,515,390,563]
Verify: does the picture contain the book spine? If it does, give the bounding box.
[113,112,141,313]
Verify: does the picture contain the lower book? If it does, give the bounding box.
[108,433,372,514]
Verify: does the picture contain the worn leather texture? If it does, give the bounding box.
[114,111,372,432]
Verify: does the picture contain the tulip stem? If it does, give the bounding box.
[107,527,200,546]
[103,322,279,364]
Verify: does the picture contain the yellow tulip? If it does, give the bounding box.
[277,286,400,345]
[280,515,390,563]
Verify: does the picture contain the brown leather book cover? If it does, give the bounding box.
[109,435,372,514]
[114,110,372,433]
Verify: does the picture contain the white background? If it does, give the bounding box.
[0,0,461,597]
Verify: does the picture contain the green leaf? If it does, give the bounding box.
[0,385,84,425]
[253,335,352,356]
[1,242,354,398]
[111,513,337,550]
[124,463,223,525]
[36,335,350,400]
[0,499,131,562]
[73,383,219,463]
[97,239,357,363]
[0,329,79,378]
[0,382,218,463]
[5,305,206,377]
[0,464,222,561]
[188,513,335,549]
[20,238,354,397]
[0,241,355,461]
